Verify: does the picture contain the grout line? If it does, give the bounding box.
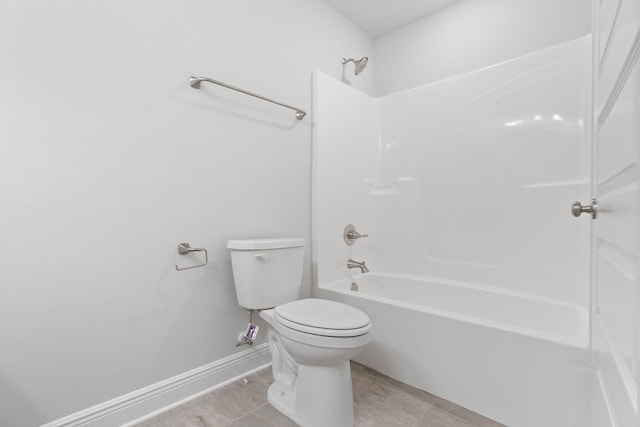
[416,401,432,422]
[225,402,272,427]
[223,378,272,426]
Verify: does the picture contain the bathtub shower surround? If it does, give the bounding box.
[312,36,591,427]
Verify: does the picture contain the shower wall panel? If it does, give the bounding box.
[312,72,380,286]
[314,36,592,306]
[374,37,592,304]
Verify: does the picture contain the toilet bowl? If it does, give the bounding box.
[260,299,371,427]
[227,238,371,427]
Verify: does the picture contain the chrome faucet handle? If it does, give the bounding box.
[348,231,368,239]
[344,224,369,246]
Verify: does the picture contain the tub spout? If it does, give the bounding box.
[347,259,369,273]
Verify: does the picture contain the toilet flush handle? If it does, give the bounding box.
[254,253,270,262]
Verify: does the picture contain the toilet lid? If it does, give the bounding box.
[274,299,370,337]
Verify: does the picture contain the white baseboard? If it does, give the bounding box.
[42,344,271,427]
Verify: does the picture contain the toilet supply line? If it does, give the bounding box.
[236,309,258,347]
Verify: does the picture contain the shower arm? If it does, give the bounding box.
[189,76,307,120]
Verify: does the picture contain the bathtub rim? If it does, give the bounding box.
[318,272,589,349]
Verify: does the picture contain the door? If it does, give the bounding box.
[590,0,640,426]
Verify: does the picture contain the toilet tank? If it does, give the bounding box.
[227,238,305,309]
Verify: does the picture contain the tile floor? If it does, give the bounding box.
[135,362,505,427]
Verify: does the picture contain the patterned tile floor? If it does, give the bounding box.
[135,362,505,427]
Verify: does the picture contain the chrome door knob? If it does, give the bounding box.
[571,199,597,219]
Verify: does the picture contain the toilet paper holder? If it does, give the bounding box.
[175,243,208,271]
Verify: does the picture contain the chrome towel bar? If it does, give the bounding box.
[175,242,208,271]
[189,76,307,120]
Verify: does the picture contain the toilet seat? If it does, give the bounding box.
[274,298,371,337]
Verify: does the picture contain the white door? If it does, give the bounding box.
[590,0,640,426]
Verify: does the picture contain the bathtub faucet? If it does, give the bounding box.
[347,259,369,273]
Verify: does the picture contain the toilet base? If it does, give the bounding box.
[267,382,299,424]
[268,362,355,427]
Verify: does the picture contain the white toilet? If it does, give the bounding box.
[227,238,371,427]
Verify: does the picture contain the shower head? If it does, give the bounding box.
[342,57,368,75]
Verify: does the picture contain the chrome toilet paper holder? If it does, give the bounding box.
[175,242,208,271]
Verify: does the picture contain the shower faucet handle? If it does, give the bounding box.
[344,224,368,246]
[348,231,368,239]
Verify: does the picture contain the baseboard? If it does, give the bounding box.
[42,344,271,427]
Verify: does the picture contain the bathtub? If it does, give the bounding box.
[316,273,590,427]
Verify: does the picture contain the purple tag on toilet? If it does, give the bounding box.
[245,323,259,340]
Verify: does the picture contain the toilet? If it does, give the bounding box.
[227,238,371,427]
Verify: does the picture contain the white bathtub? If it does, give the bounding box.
[316,273,590,427]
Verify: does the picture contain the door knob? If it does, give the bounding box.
[571,199,597,219]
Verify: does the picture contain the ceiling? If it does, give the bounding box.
[321,0,461,39]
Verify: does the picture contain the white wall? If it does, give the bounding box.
[374,0,591,96]
[0,1,373,425]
